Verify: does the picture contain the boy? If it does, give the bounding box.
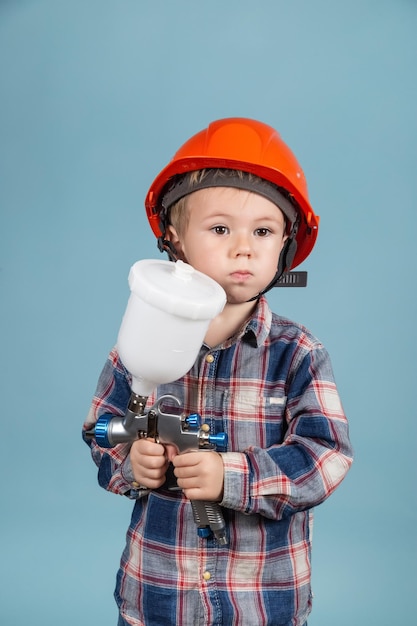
[83,117,353,626]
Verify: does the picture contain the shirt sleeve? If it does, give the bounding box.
[82,347,147,499]
[220,345,353,519]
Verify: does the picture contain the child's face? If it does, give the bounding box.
[167,186,287,304]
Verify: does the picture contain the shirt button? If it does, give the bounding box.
[203,571,211,581]
[205,354,214,363]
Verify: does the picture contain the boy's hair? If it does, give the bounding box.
[166,168,297,237]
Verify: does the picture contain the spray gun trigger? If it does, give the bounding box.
[146,410,158,441]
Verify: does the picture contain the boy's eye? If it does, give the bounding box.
[255,228,271,237]
[211,225,228,235]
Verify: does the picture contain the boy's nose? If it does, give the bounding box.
[231,232,252,257]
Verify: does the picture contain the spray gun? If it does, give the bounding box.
[87,259,228,544]
[89,393,228,544]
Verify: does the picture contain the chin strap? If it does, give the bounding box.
[245,269,307,301]
[158,237,178,262]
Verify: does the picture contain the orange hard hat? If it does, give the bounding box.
[145,117,319,271]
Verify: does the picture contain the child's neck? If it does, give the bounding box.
[204,300,257,348]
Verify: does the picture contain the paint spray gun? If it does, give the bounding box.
[86,259,228,544]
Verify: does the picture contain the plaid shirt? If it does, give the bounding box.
[83,296,352,626]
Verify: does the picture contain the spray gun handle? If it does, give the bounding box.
[179,409,228,544]
[191,500,228,545]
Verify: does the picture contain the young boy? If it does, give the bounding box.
[83,117,353,626]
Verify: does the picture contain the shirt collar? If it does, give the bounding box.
[242,296,272,348]
[203,296,272,352]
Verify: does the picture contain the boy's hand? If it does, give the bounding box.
[130,438,169,489]
[172,451,224,502]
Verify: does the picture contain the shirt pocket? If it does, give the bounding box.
[222,388,288,451]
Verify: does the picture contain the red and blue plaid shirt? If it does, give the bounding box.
[83,296,353,626]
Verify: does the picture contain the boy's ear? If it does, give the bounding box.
[165,225,186,261]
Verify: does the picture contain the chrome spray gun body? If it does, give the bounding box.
[89,259,228,543]
[87,392,228,544]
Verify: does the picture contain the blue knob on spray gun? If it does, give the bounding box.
[208,432,228,451]
[93,414,113,448]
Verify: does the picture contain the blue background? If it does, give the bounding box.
[1,1,416,624]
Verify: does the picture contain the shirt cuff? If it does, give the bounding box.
[220,452,251,513]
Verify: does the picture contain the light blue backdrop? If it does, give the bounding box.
[1,1,416,624]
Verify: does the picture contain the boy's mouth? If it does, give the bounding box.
[230,270,253,281]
